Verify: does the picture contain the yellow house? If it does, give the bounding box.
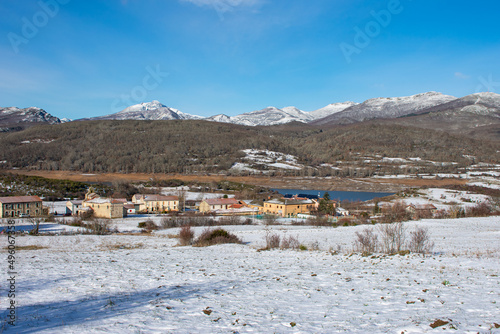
[0,196,43,218]
[82,198,126,219]
[132,194,179,213]
[262,198,315,218]
[80,188,126,219]
[199,198,240,213]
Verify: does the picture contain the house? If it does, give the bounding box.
[0,196,44,218]
[336,207,350,216]
[82,198,126,219]
[406,204,437,218]
[132,194,179,213]
[66,200,83,215]
[80,188,126,219]
[262,198,316,218]
[213,202,259,216]
[124,203,136,214]
[199,198,240,213]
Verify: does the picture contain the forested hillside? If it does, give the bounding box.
[0,120,498,175]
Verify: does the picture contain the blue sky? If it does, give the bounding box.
[1,0,499,119]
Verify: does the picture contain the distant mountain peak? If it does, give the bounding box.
[0,106,61,132]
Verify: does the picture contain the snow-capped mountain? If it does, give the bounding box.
[205,103,357,126]
[388,92,500,140]
[312,92,457,126]
[0,106,62,131]
[415,92,500,116]
[205,114,233,123]
[308,102,359,120]
[228,106,311,126]
[88,101,204,121]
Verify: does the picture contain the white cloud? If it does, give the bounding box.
[454,72,470,80]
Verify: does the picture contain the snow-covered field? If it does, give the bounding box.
[1,217,499,333]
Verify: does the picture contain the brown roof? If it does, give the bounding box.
[143,195,179,202]
[0,196,42,204]
[204,198,239,206]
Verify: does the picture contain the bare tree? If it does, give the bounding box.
[378,222,406,254]
[353,228,378,253]
[28,218,43,235]
[408,226,434,254]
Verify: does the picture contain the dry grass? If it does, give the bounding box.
[3,169,468,192]
[102,242,145,250]
[5,245,48,251]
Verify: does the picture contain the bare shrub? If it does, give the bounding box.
[179,225,194,246]
[263,214,279,225]
[353,228,378,253]
[218,215,242,225]
[138,219,158,232]
[306,215,331,226]
[69,216,84,227]
[408,226,434,254]
[87,219,111,235]
[281,235,300,250]
[382,201,410,223]
[161,216,181,228]
[310,240,320,251]
[265,232,281,249]
[378,222,406,254]
[466,202,493,217]
[415,209,433,220]
[448,205,465,219]
[193,228,242,247]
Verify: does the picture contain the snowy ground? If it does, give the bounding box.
[1,217,499,333]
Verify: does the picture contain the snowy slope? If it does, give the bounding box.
[1,217,499,333]
[308,101,359,120]
[313,92,458,125]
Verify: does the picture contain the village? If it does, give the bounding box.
[0,187,350,221]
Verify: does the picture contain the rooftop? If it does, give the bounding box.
[0,196,42,204]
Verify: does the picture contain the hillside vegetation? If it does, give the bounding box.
[0,120,498,175]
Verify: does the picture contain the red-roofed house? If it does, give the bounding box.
[0,196,43,218]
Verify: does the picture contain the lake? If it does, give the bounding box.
[272,188,394,202]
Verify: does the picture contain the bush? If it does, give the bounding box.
[87,219,111,235]
[466,202,493,217]
[193,228,242,247]
[306,216,331,226]
[408,226,434,254]
[179,225,194,246]
[378,222,406,254]
[265,232,281,249]
[138,219,157,232]
[263,215,279,225]
[281,235,300,250]
[353,228,378,253]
